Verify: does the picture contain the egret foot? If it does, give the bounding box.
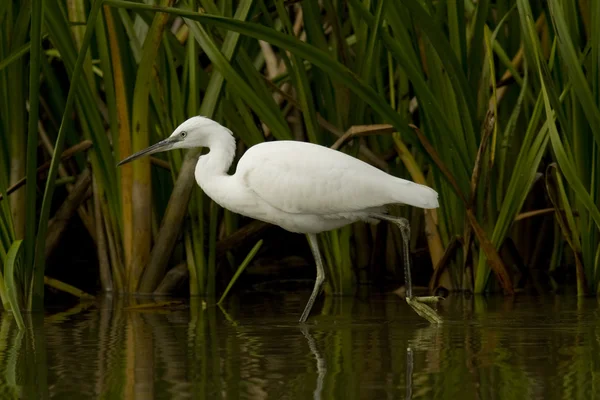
[406,296,443,324]
[371,213,443,324]
[411,296,443,304]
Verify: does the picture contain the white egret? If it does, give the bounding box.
[119,116,442,323]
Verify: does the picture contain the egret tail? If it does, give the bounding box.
[392,180,439,209]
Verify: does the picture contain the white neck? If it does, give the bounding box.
[194,127,236,188]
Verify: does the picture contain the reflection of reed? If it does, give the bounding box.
[98,296,127,399]
[95,296,113,397]
[0,293,598,399]
[126,300,154,399]
[24,314,49,399]
[0,314,23,398]
[144,311,191,396]
[189,297,221,400]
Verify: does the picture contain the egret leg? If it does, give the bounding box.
[300,233,326,323]
[372,214,442,324]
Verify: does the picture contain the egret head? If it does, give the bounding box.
[118,116,230,166]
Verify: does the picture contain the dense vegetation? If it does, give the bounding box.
[1,0,598,328]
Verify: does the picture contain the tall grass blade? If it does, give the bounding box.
[129,0,175,292]
[24,0,45,309]
[531,25,600,231]
[0,42,31,72]
[104,1,418,141]
[138,0,256,294]
[8,0,31,245]
[104,5,132,275]
[218,239,263,305]
[32,0,103,309]
[5,240,25,330]
[547,0,600,147]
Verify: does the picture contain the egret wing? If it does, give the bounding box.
[237,141,398,215]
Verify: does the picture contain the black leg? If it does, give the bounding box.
[300,233,325,323]
[371,213,442,324]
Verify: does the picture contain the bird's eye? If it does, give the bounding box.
[180,131,187,138]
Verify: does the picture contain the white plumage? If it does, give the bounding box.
[238,141,438,217]
[119,116,442,323]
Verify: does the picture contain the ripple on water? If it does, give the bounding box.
[0,293,597,399]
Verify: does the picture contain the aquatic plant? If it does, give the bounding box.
[1,0,599,330]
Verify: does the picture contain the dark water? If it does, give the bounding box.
[0,293,599,399]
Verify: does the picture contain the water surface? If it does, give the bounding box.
[0,293,598,399]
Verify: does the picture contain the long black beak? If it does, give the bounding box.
[117,137,177,166]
